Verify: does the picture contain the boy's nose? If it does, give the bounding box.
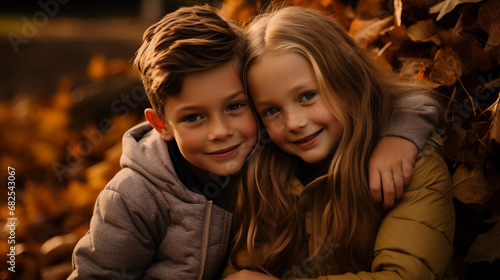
[208,117,233,141]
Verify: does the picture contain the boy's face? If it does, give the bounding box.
[162,62,257,176]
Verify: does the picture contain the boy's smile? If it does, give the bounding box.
[159,61,257,176]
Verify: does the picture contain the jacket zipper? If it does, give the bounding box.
[198,200,213,280]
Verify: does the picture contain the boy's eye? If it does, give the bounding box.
[263,107,280,116]
[301,91,316,102]
[227,102,245,112]
[183,114,202,123]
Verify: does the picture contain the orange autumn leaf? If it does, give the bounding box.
[349,16,394,47]
[430,48,462,86]
[452,163,491,204]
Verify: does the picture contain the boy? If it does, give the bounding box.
[68,6,256,279]
[68,4,441,280]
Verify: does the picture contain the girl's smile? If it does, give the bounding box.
[292,128,324,148]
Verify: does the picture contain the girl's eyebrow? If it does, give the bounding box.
[290,81,316,93]
[253,82,315,107]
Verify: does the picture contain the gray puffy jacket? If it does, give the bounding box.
[68,122,233,280]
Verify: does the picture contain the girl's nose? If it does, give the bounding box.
[285,110,307,132]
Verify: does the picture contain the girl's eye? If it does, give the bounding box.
[183,114,202,123]
[227,102,245,112]
[301,91,316,102]
[263,107,280,116]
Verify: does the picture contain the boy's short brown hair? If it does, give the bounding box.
[134,5,245,120]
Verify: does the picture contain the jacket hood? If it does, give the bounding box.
[119,121,207,203]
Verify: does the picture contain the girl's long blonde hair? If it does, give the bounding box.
[231,5,435,276]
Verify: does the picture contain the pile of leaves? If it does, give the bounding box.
[0,56,144,280]
[0,0,498,279]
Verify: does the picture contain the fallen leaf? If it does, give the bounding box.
[349,16,394,46]
[477,0,500,34]
[483,94,500,145]
[430,0,484,21]
[407,19,441,45]
[452,163,490,204]
[394,0,402,26]
[430,48,462,86]
[486,22,500,50]
[466,217,500,263]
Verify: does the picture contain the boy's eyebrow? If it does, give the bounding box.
[177,90,246,112]
[226,90,246,100]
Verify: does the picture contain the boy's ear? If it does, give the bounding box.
[145,108,174,141]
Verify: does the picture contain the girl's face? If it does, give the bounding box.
[248,51,343,164]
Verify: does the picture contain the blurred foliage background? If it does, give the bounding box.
[0,0,499,279]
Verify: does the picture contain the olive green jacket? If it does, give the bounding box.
[225,133,455,279]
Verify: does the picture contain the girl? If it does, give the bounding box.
[224,5,454,280]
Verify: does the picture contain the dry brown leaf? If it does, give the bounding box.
[349,16,394,46]
[484,94,500,145]
[477,0,500,34]
[394,0,402,26]
[486,21,500,50]
[466,217,500,263]
[452,164,490,204]
[430,48,462,86]
[430,0,484,21]
[407,19,441,45]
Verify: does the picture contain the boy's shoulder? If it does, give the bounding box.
[99,167,165,211]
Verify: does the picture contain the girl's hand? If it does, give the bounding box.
[224,270,279,280]
[369,136,417,209]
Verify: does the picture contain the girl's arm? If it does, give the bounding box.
[369,93,442,208]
